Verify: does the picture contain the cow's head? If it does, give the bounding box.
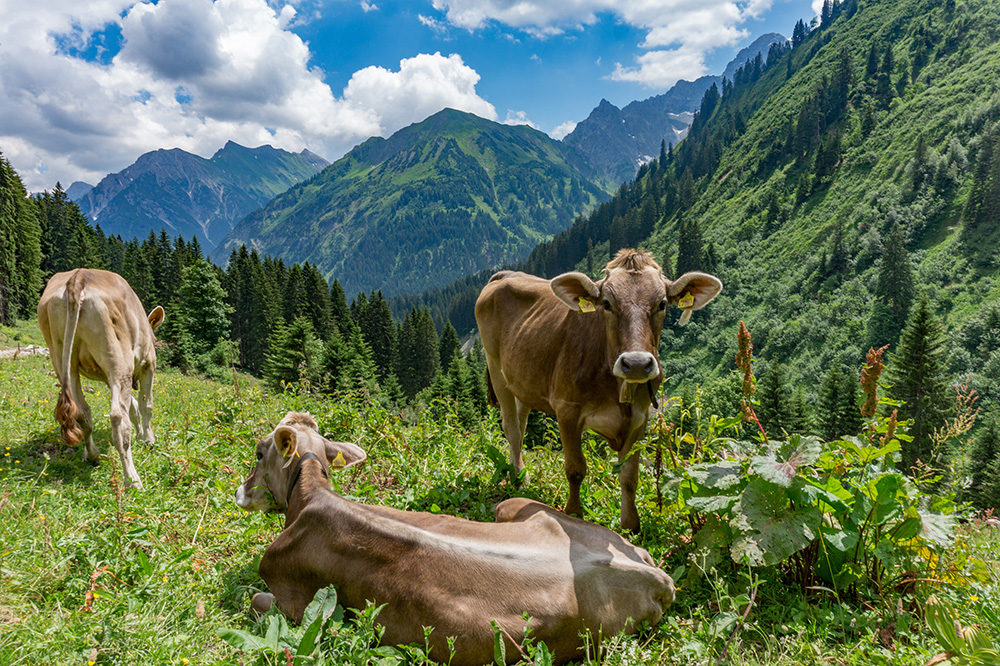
[234,411,366,512]
[550,249,722,401]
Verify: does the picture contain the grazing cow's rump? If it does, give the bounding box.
[475,249,722,532]
[235,412,675,666]
[37,269,164,489]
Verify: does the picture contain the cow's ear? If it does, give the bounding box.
[668,273,722,325]
[274,426,297,459]
[147,306,165,331]
[551,272,601,312]
[325,439,367,471]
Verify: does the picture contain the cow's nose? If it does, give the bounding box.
[614,352,658,380]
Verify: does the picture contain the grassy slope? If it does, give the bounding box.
[2,340,998,664]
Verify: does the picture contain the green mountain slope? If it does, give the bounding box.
[75,142,327,248]
[214,109,608,297]
[401,0,1000,407]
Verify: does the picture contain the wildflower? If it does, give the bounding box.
[971,595,979,603]
[860,345,888,418]
[881,409,899,446]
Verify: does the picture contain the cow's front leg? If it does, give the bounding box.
[558,418,586,518]
[132,370,156,446]
[618,442,641,533]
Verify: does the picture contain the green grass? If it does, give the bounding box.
[1,351,998,665]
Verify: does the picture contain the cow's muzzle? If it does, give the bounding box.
[613,351,659,382]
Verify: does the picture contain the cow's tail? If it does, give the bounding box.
[55,272,86,446]
[485,366,498,408]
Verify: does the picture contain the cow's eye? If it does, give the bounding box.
[256,450,264,460]
[658,300,667,311]
[603,299,613,311]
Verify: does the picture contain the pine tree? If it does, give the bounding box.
[329,279,353,336]
[675,215,703,275]
[0,153,42,324]
[815,364,862,440]
[889,296,951,472]
[175,259,232,356]
[964,413,1000,511]
[756,361,793,436]
[359,291,397,382]
[397,307,439,399]
[866,223,915,349]
[961,125,1000,251]
[439,322,460,372]
[264,316,323,391]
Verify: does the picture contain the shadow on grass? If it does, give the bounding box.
[3,423,155,489]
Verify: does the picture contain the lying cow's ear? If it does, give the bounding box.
[550,272,601,312]
[147,306,165,331]
[668,273,723,325]
[274,426,297,459]
[325,440,367,471]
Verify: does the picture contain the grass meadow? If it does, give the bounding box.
[0,324,998,665]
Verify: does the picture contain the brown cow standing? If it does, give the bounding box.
[37,269,164,489]
[475,249,721,532]
[235,412,674,666]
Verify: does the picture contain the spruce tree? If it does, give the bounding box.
[439,322,460,372]
[175,259,232,356]
[866,223,915,349]
[756,361,793,436]
[0,153,42,324]
[264,316,323,391]
[675,215,703,275]
[889,296,951,472]
[964,413,1000,511]
[815,364,862,440]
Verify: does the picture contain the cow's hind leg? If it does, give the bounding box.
[488,364,531,484]
[110,379,143,489]
[72,373,100,464]
[130,370,155,446]
[558,417,586,519]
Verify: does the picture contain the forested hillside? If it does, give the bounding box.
[401,0,1000,418]
[214,109,607,298]
[74,142,327,248]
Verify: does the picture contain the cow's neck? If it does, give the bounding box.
[284,453,329,526]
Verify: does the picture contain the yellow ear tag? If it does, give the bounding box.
[578,297,596,313]
[678,292,695,309]
[333,451,346,468]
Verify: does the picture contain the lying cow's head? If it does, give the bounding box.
[235,412,366,512]
[550,249,722,398]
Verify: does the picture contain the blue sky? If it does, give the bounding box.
[0,0,818,192]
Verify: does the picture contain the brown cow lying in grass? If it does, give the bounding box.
[235,412,675,665]
[37,268,164,489]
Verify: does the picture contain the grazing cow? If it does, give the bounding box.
[235,412,675,666]
[37,269,164,489]
[475,249,722,532]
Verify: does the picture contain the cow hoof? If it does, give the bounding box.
[251,593,275,616]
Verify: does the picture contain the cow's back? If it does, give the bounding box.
[39,269,155,379]
[476,272,606,411]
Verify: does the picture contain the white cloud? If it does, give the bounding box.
[549,120,577,140]
[502,110,536,128]
[431,0,776,88]
[0,0,496,192]
[360,0,378,12]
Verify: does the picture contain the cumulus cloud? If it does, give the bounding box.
[502,110,536,128]
[0,0,496,191]
[431,0,774,87]
[549,120,577,140]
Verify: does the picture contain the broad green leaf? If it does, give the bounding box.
[751,435,822,488]
[919,512,956,547]
[302,585,339,627]
[687,494,739,513]
[729,479,821,566]
[873,475,903,524]
[687,460,743,489]
[691,516,732,572]
[297,616,323,658]
[821,526,859,554]
[217,628,269,652]
[791,477,849,515]
[889,517,921,542]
